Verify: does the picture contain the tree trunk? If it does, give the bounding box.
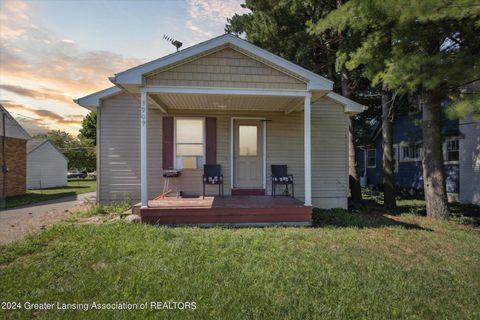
[382,89,396,208]
[340,66,363,203]
[422,89,449,219]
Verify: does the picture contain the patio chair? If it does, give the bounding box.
[271,165,294,198]
[203,164,224,199]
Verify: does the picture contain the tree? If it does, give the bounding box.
[79,111,96,145]
[315,0,480,218]
[227,0,375,203]
[34,130,96,171]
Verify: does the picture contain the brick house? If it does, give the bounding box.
[0,105,31,197]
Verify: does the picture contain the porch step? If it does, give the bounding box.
[231,188,266,196]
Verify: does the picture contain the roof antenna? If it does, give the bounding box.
[163,34,183,52]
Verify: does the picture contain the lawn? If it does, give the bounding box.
[0,202,479,319]
[2,179,96,209]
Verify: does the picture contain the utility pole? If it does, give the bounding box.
[1,105,7,210]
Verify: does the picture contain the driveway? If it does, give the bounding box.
[0,192,96,245]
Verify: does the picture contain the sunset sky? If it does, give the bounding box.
[0,0,248,136]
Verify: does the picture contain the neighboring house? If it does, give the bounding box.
[27,139,68,189]
[459,117,480,205]
[0,105,31,197]
[75,34,364,223]
[357,112,478,202]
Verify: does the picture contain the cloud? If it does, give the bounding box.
[0,84,72,103]
[186,0,249,38]
[186,20,214,38]
[0,0,145,97]
[188,0,249,25]
[1,100,85,135]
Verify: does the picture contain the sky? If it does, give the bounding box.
[0,0,248,136]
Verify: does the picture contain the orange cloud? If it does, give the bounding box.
[0,84,72,103]
[0,0,145,97]
[1,100,85,136]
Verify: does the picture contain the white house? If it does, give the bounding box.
[27,140,68,189]
[75,34,365,225]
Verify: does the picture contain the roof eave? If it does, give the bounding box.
[326,92,366,114]
[74,86,122,110]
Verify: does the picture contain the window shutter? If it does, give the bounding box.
[162,117,174,170]
[205,117,217,164]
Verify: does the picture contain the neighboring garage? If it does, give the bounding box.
[27,140,68,189]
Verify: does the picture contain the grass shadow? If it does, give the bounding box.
[312,208,431,231]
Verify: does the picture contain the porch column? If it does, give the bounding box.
[304,93,312,206]
[140,91,148,208]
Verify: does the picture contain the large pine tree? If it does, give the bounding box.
[313,0,480,218]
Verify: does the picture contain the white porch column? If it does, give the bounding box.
[304,93,312,206]
[140,91,148,208]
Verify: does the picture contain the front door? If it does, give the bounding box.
[233,119,263,188]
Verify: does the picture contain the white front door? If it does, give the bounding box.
[233,120,263,188]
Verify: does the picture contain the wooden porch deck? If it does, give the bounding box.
[134,196,312,226]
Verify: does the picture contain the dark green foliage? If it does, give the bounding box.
[79,111,97,145]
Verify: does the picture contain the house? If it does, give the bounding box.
[459,117,480,205]
[357,112,479,203]
[75,34,364,225]
[0,105,31,197]
[27,139,68,189]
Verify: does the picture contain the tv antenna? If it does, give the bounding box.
[163,34,183,52]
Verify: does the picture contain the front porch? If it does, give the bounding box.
[134,195,312,226]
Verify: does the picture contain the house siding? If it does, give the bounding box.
[27,142,68,189]
[0,137,27,197]
[145,47,307,90]
[357,113,460,193]
[98,93,348,208]
[459,117,480,205]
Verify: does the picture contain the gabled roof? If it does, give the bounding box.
[112,34,333,91]
[0,105,31,140]
[27,139,68,162]
[74,34,366,114]
[73,86,122,111]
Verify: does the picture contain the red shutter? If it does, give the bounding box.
[162,117,174,169]
[205,117,217,164]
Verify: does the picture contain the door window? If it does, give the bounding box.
[239,125,257,156]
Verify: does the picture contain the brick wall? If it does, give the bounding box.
[0,137,27,197]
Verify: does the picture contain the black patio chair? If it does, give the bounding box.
[271,165,294,198]
[203,164,224,199]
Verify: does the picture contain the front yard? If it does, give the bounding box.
[1,198,479,319]
[3,179,96,209]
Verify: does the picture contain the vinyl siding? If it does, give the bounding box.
[98,93,349,208]
[145,47,307,90]
[459,117,480,205]
[311,98,348,208]
[27,142,67,189]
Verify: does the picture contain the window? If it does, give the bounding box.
[444,138,459,162]
[175,118,204,169]
[239,125,257,156]
[367,149,376,168]
[400,144,421,162]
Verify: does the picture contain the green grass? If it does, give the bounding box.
[1,207,479,319]
[3,179,96,209]
[360,187,480,226]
